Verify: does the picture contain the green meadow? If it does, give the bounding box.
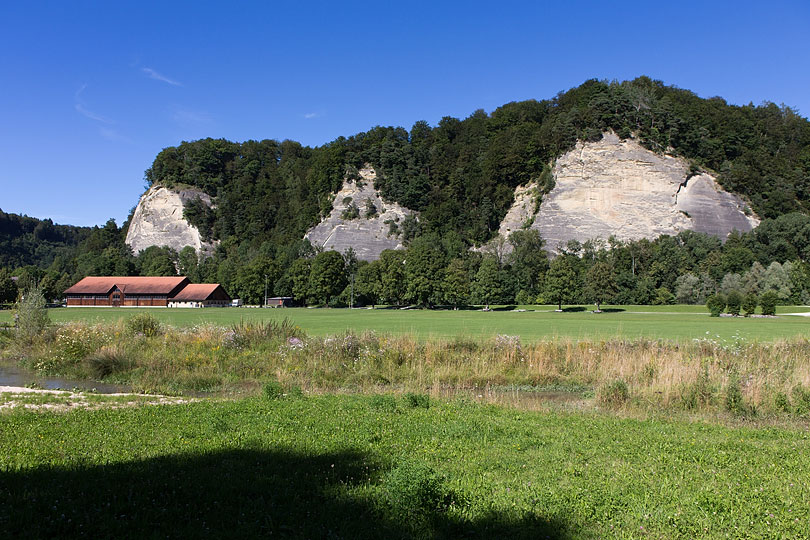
[1,304,809,342]
[1,394,808,539]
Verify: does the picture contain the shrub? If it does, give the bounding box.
[759,291,778,316]
[598,379,629,407]
[515,290,534,306]
[403,392,430,409]
[228,318,303,348]
[724,373,746,415]
[742,294,758,317]
[653,287,675,305]
[774,391,791,413]
[262,380,284,400]
[126,313,162,337]
[13,283,50,340]
[681,365,713,410]
[792,385,810,416]
[382,461,453,525]
[85,345,131,379]
[706,294,726,317]
[725,290,742,316]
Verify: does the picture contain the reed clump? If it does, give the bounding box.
[4,318,810,415]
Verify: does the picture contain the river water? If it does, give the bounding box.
[0,364,130,394]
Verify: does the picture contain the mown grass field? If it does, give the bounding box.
[2,304,808,342]
[1,394,808,539]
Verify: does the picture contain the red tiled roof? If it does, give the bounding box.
[64,276,189,295]
[170,283,224,301]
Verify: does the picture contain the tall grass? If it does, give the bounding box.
[3,317,810,415]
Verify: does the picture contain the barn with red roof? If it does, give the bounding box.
[64,276,230,308]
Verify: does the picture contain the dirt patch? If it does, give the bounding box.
[0,385,195,412]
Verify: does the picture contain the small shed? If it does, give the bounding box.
[168,284,232,308]
[267,297,293,308]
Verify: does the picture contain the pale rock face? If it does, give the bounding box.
[499,132,758,252]
[305,166,416,261]
[125,186,216,255]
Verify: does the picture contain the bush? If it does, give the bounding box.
[792,385,810,416]
[262,380,285,400]
[126,313,162,337]
[85,345,131,379]
[681,365,713,410]
[774,391,791,413]
[598,379,629,407]
[13,284,50,340]
[759,291,778,316]
[403,392,430,409]
[742,294,758,317]
[706,294,726,317]
[382,461,453,525]
[653,287,675,305]
[724,373,746,415]
[725,290,742,316]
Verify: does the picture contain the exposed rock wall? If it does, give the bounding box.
[305,166,415,261]
[499,132,758,252]
[125,186,216,255]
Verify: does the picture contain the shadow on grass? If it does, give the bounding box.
[0,447,571,539]
[561,306,586,312]
[600,308,626,313]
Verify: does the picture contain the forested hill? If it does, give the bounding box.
[146,76,810,251]
[0,209,92,269]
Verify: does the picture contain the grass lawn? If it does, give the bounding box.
[1,394,808,539]
[3,304,808,342]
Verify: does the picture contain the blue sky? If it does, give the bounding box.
[2,0,808,227]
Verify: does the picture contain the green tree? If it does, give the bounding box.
[584,262,616,311]
[472,256,502,310]
[544,255,579,310]
[378,250,406,305]
[706,294,726,317]
[290,258,312,305]
[725,290,742,315]
[404,238,444,307]
[759,291,779,316]
[308,251,347,305]
[742,293,758,316]
[442,259,470,309]
[354,260,381,307]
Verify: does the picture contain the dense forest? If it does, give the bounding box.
[3,77,810,308]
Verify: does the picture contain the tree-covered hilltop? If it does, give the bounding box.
[4,77,810,308]
[145,76,810,251]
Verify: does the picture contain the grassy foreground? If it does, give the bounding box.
[1,394,808,539]
[2,304,809,342]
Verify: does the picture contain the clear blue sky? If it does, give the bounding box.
[2,0,808,227]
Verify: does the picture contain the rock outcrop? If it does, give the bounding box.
[305,166,416,261]
[125,186,216,255]
[497,132,758,252]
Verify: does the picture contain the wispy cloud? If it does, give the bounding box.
[303,112,320,119]
[142,67,182,86]
[74,103,113,124]
[74,84,114,124]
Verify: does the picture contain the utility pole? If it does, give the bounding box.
[264,274,268,308]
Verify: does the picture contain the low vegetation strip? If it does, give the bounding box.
[0,394,808,539]
[2,305,810,342]
[3,316,810,417]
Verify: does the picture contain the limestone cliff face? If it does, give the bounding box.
[499,132,759,252]
[305,166,416,261]
[125,186,216,255]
